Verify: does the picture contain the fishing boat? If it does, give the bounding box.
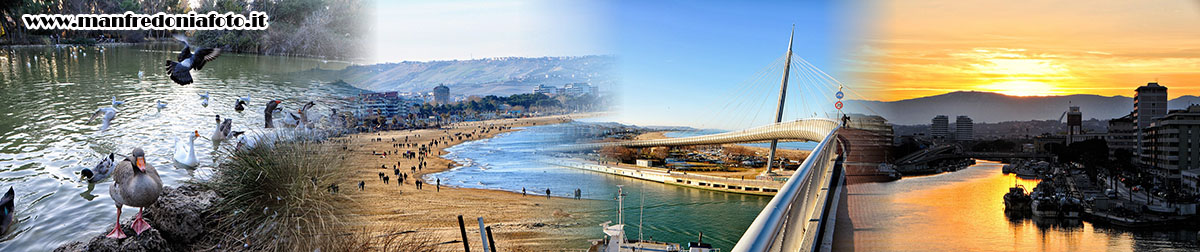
[588,186,719,252]
[1003,185,1031,212]
[1029,181,1081,218]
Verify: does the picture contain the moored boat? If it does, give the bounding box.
[1003,185,1031,212]
[589,186,720,252]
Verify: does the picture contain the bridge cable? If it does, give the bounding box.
[722,56,780,131]
[733,56,787,131]
[797,57,882,117]
[791,56,855,118]
[791,59,832,119]
[698,54,785,131]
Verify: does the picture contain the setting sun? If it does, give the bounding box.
[853,0,1200,101]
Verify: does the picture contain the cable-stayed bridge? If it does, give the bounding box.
[565,26,891,252]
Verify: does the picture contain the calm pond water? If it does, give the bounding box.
[835,159,1200,251]
[430,123,773,250]
[0,44,358,250]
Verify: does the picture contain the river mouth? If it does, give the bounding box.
[0,44,359,250]
[430,122,774,250]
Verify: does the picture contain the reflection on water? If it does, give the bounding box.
[431,123,772,250]
[0,44,355,250]
[837,160,1200,251]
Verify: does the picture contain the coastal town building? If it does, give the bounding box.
[434,84,450,105]
[531,83,600,97]
[560,83,598,97]
[1135,82,1168,163]
[1184,169,1200,195]
[1107,113,1137,156]
[534,84,558,96]
[354,91,424,118]
[954,115,974,141]
[1141,104,1200,185]
[931,115,949,140]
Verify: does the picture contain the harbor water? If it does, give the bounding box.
[0,44,356,250]
[430,123,773,250]
[835,159,1200,251]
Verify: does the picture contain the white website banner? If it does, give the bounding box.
[22,11,269,30]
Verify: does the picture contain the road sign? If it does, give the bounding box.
[835,91,844,99]
[834,101,843,110]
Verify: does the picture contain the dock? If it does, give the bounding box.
[547,159,783,196]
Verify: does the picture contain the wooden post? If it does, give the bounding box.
[478,217,491,252]
[486,226,497,252]
[458,215,470,252]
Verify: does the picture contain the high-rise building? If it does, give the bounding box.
[433,84,450,105]
[1142,104,1200,186]
[931,115,949,140]
[954,115,974,141]
[354,92,423,118]
[1135,82,1167,159]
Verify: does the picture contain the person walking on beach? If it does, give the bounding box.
[436,178,440,192]
[522,187,526,197]
[575,188,581,200]
[546,188,551,199]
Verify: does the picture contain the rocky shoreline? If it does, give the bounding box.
[54,184,220,252]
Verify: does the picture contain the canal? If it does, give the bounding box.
[431,123,773,250]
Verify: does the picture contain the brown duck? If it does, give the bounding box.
[105,148,162,239]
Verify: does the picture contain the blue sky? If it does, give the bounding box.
[367,0,611,63]
[608,0,866,130]
[367,0,867,130]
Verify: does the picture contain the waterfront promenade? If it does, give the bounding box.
[548,159,786,196]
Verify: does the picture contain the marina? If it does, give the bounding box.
[588,186,720,252]
[833,159,1200,251]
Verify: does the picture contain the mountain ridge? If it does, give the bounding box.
[844,91,1200,125]
[335,56,614,96]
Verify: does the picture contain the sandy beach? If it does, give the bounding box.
[335,114,602,251]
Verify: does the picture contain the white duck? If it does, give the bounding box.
[173,130,200,168]
[235,134,258,151]
[155,100,168,112]
[111,96,125,107]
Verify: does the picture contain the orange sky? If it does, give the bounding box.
[848,0,1200,101]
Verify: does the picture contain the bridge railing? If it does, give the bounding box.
[732,127,841,252]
